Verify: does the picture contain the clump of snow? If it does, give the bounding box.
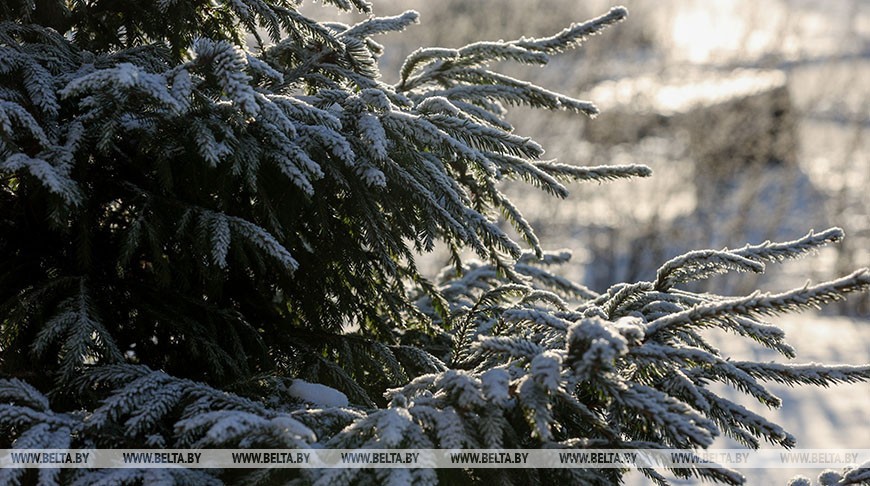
[288,380,349,408]
[818,470,843,485]
[480,368,511,406]
[787,476,812,486]
[530,351,562,391]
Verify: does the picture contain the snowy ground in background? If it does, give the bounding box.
[625,313,870,485]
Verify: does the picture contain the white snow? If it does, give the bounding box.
[480,368,511,405]
[288,379,349,408]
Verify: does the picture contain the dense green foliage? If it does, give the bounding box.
[1,1,868,485]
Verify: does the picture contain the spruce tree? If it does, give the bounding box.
[0,1,868,485]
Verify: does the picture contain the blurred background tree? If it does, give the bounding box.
[310,0,868,314]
